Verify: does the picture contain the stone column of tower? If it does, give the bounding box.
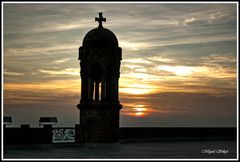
[77,13,122,143]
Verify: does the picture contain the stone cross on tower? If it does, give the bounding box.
[95,12,106,28]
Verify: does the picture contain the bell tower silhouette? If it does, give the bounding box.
[77,13,122,143]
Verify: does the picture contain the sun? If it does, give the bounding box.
[121,104,150,117]
[133,106,147,117]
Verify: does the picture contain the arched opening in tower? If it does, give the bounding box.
[90,63,103,102]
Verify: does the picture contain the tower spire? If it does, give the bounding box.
[95,12,106,28]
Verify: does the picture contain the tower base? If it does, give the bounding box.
[76,102,122,143]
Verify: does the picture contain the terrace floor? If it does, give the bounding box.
[3,139,237,159]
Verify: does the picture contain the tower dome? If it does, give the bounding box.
[82,27,118,48]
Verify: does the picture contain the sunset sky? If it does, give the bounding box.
[3,2,237,127]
